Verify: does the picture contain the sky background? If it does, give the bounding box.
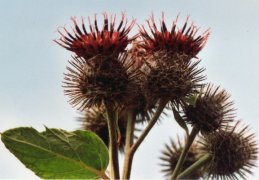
[1,0,259,179]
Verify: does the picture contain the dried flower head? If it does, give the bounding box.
[79,106,127,151]
[160,137,201,179]
[55,13,136,59]
[139,13,209,59]
[183,84,235,134]
[63,53,138,110]
[199,121,258,179]
[142,52,205,105]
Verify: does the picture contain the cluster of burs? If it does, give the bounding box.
[55,12,258,179]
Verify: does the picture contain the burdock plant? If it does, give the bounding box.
[0,12,257,180]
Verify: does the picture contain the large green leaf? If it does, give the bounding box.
[1,127,109,179]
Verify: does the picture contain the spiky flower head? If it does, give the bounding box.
[139,13,209,60]
[63,53,138,110]
[182,84,235,134]
[79,106,127,151]
[55,13,136,59]
[199,121,258,179]
[142,53,205,105]
[160,138,201,179]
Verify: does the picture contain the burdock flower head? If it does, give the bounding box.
[182,84,235,134]
[199,121,258,179]
[160,138,201,179]
[80,106,127,152]
[142,55,205,105]
[63,53,139,110]
[138,14,207,106]
[139,13,210,62]
[55,13,136,59]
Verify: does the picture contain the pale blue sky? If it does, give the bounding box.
[1,0,259,179]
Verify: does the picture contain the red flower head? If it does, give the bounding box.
[139,13,210,58]
[55,13,136,59]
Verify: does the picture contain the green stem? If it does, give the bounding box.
[122,99,167,177]
[130,99,168,155]
[122,110,135,179]
[177,154,212,179]
[104,102,120,179]
[121,99,167,179]
[171,125,199,179]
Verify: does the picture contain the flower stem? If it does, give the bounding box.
[130,99,168,155]
[121,99,167,178]
[122,110,135,179]
[104,101,120,179]
[171,125,199,179]
[176,154,212,179]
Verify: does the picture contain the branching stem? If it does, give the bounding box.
[176,154,212,179]
[130,99,168,156]
[171,125,199,179]
[120,99,168,179]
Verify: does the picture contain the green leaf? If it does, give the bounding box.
[172,108,189,136]
[1,127,109,179]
